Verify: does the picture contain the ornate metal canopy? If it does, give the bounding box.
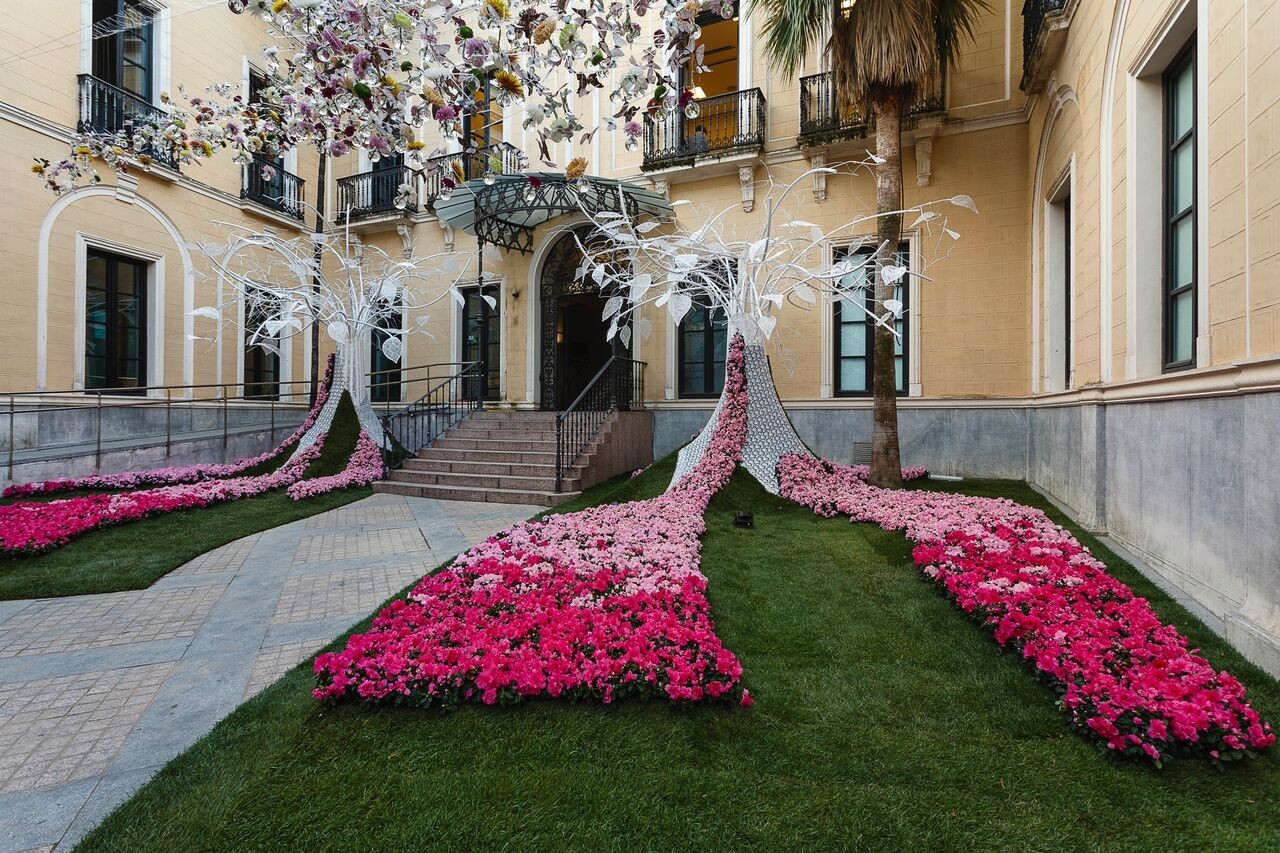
[431,173,673,253]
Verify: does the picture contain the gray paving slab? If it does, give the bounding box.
[0,493,536,852]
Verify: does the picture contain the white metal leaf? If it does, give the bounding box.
[944,227,961,241]
[883,298,904,318]
[326,320,349,343]
[757,314,777,339]
[380,335,404,363]
[602,295,624,320]
[636,221,661,233]
[263,319,289,337]
[881,265,908,285]
[619,325,632,349]
[636,316,653,340]
[190,306,220,321]
[591,264,606,285]
[606,318,619,341]
[949,194,979,213]
[910,211,938,228]
[481,294,497,309]
[748,238,768,261]
[629,273,653,302]
[450,288,465,306]
[795,284,817,304]
[667,292,692,326]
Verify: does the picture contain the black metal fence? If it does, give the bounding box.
[798,71,946,144]
[555,357,645,491]
[336,144,522,221]
[379,363,484,469]
[241,156,306,220]
[1022,0,1069,70]
[77,74,178,170]
[643,88,766,170]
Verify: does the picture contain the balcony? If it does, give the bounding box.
[335,144,521,222]
[77,74,178,171]
[1020,0,1074,94]
[641,88,766,172]
[241,156,306,221]
[797,71,946,148]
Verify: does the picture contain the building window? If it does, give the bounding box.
[92,0,154,100]
[85,248,147,391]
[678,306,728,398]
[370,303,402,404]
[247,69,287,199]
[833,244,908,396]
[466,74,504,151]
[243,291,279,400]
[1164,42,1196,370]
[461,285,500,401]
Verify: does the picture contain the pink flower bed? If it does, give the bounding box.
[2,356,335,499]
[0,440,325,555]
[846,463,929,482]
[313,337,751,709]
[287,431,384,500]
[778,453,1275,765]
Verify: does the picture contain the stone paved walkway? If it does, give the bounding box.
[0,494,534,852]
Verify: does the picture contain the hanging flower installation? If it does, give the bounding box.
[33,0,730,193]
[777,454,1275,766]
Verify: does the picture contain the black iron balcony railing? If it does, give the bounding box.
[642,88,766,171]
[77,74,178,170]
[1021,0,1070,92]
[241,156,305,220]
[335,143,522,222]
[797,71,946,145]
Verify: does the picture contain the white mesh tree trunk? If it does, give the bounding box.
[292,338,387,458]
[669,324,810,495]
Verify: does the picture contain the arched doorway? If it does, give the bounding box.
[539,227,628,410]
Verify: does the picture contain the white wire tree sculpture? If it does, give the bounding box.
[189,224,473,455]
[575,161,977,493]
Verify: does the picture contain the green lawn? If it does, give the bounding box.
[0,394,370,600]
[78,460,1280,850]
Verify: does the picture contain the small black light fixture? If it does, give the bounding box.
[733,511,754,529]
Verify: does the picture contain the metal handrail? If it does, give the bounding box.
[241,155,306,220]
[336,143,522,221]
[642,88,766,170]
[554,356,645,492]
[378,362,485,470]
[797,70,946,144]
[77,74,178,170]
[2,362,462,478]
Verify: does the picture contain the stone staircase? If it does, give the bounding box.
[374,411,591,507]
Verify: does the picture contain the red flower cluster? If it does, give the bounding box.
[778,453,1275,765]
[312,336,751,709]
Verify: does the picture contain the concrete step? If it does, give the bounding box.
[373,479,580,507]
[386,469,578,492]
[464,415,562,430]
[402,457,584,479]
[415,447,561,465]
[446,426,558,441]
[471,411,560,423]
[431,436,558,453]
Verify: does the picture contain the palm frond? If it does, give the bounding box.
[746,0,833,78]
[935,0,990,70]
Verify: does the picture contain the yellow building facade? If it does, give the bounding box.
[1,0,1278,673]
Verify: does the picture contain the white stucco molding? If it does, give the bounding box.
[37,186,195,392]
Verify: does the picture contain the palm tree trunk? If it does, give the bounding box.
[869,88,905,489]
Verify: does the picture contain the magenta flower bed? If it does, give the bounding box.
[287,431,384,501]
[313,337,751,709]
[778,453,1275,765]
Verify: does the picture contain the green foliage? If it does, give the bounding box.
[78,469,1280,850]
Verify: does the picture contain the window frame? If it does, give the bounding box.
[242,289,280,401]
[677,304,728,399]
[85,247,148,393]
[832,243,910,398]
[369,299,403,404]
[92,0,155,101]
[1162,38,1197,372]
[460,283,501,402]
